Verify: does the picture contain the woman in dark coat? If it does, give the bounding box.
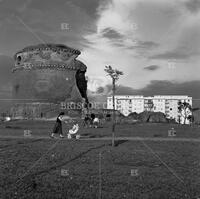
[50,112,65,138]
[90,113,95,127]
[83,114,91,128]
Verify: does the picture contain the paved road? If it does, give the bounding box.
[1,135,200,142]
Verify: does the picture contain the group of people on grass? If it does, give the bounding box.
[50,112,79,139]
[50,112,100,139]
[83,113,100,128]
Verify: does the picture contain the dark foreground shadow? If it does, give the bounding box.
[111,139,129,147]
[21,143,107,180]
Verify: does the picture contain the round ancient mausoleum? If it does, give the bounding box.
[12,44,88,103]
[11,44,88,118]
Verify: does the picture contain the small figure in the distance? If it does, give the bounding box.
[50,112,65,138]
[171,127,176,136]
[67,123,80,139]
[83,114,91,128]
[168,127,176,137]
[93,117,99,128]
[90,113,95,127]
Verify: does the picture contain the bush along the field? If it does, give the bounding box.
[127,111,169,123]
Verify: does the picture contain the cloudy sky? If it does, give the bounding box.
[0,0,200,103]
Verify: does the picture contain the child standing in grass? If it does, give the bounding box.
[50,112,65,138]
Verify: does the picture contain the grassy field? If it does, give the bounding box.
[0,121,200,199]
[0,120,200,138]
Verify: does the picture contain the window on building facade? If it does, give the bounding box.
[60,102,66,109]
[117,100,121,104]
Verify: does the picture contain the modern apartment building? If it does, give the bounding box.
[107,95,192,124]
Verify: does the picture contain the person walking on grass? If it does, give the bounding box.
[50,112,65,138]
[90,113,95,127]
[83,114,91,128]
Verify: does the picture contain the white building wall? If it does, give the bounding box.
[107,95,192,124]
[131,99,144,113]
[153,98,165,113]
[165,99,179,120]
[107,96,144,116]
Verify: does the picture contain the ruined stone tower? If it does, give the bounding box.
[11,44,88,118]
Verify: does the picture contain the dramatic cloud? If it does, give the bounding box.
[0,55,13,98]
[137,41,159,49]
[0,0,200,95]
[101,27,123,39]
[150,50,189,60]
[144,65,160,71]
[116,80,200,107]
[0,0,101,55]
[93,80,200,107]
[184,0,200,14]
[127,40,159,51]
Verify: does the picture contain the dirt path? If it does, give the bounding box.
[0,135,200,142]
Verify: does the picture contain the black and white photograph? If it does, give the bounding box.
[0,0,200,198]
